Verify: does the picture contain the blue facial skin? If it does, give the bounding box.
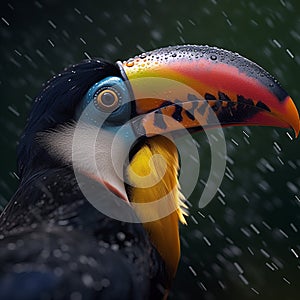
[76,76,137,145]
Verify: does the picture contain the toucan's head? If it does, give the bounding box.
[18,45,299,284]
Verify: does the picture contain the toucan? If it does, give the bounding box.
[0,45,299,300]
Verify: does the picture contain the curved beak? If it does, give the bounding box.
[118,45,299,138]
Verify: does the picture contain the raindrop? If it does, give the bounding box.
[218,281,226,290]
[126,60,134,67]
[286,181,298,193]
[238,274,249,285]
[217,196,226,205]
[291,248,299,259]
[208,214,215,223]
[197,281,207,291]
[36,49,46,60]
[84,15,93,23]
[74,8,81,15]
[231,138,239,146]
[115,36,122,46]
[123,14,132,23]
[251,288,260,295]
[280,0,287,7]
[203,236,211,246]
[217,188,225,198]
[287,160,297,169]
[80,37,87,45]
[247,247,254,256]
[48,19,57,29]
[242,130,250,138]
[190,215,198,224]
[286,48,294,59]
[8,106,20,117]
[48,39,55,47]
[260,248,270,258]
[188,19,196,26]
[136,44,145,52]
[8,3,14,10]
[240,227,251,238]
[279,229,288,238]
[234,262,244,274]
[226,156,234,165]
[197,211,206,218]
[9,57,21,68]
[215,227,225,236]
[250,19,259,26]
[14,49,22,56]
[84,52,91,59]
[266,262,275,271]
[272,39,282,48]
[273,141,281,152]
[250,223,260,235]
[262,221,271,230]
[62,30,70,39]
[286,131,293,140]
[226,18,232,26]
[188,265,197,276]
[210,54,217,60]
[290,223,298,232]
[1,17,10,26]
[277,156,284,165]
[271,262,279,270]
[225,237,234,245]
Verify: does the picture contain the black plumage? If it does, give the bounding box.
[0,60,168,299]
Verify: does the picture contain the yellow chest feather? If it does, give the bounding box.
[127,136,187,279]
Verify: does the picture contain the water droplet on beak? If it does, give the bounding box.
[126,60,134,67]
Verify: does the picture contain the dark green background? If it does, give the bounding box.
[1,0,299,299]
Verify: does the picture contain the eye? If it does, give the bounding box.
[94,88,120,112]
[76,76,131,126]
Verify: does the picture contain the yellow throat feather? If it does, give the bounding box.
[127,136,187,279]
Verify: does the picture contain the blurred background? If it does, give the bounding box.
[0,0,299,299]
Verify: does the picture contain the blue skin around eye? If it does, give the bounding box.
[76,76,132,127]
[76,76,137,148]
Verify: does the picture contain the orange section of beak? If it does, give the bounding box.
[246,96,299,137]
[282,96,300,137]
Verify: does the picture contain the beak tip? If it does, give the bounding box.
[284,96,300,139]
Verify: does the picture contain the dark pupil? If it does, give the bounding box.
[101,92,115,106]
